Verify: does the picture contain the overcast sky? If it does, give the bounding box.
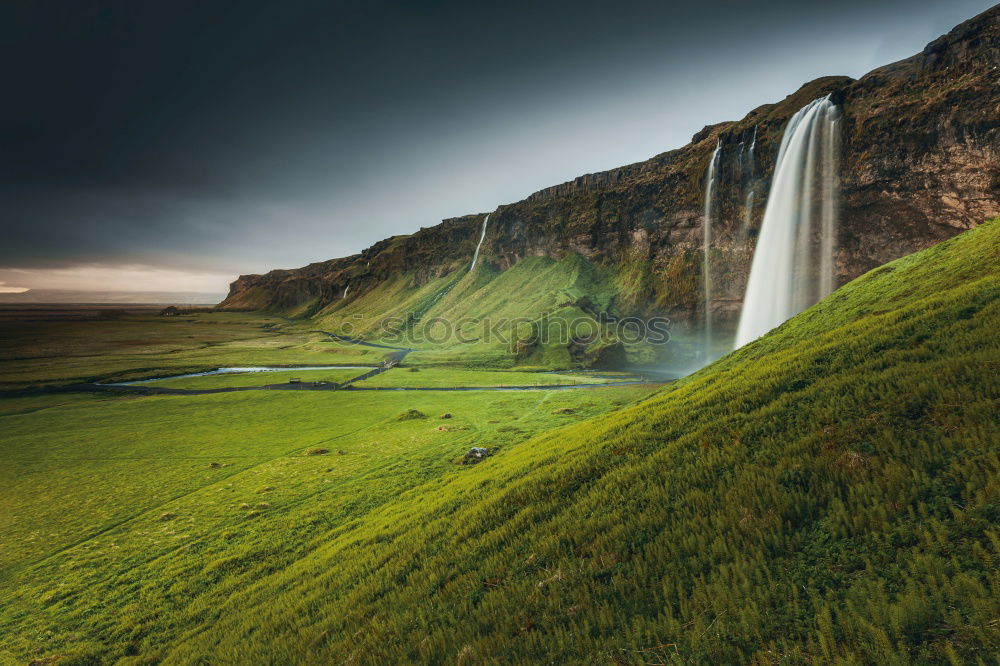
[1,0,994,293]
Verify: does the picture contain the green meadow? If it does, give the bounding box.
[353,366,622,388]
[0,384,656,665]
[138,367,371,390]
[132,367,624,391]
[0,220,998,663]
[0,312,375,390]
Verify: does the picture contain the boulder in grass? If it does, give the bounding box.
[461,447,490,465]
[306,448,329,456]
[440,413,453,419]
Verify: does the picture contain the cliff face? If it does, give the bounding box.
[221,6,1000,331]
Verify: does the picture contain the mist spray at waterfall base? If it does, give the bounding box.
[736,96,841,348]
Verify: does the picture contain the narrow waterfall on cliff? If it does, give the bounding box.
[734,126,757,242]
[741,190,755,238]
[702,141,722,358]
[735,96,841,347]
[343,284,350,299]
[469,213,491,271]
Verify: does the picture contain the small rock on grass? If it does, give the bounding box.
[461,447,490,465]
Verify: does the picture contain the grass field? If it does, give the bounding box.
[0,220,997,663]
[353,367,623,388]
[0,307,660,664]
[130,367,626,390]
[0,383,657,665]
[137,367,373,389]
[0,312,376,390]
[0,385,654,576]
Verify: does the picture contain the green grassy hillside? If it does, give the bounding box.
[160,219,999,664]
[0,384,657,664]
[313,252,693,369]
[1,220,997,664]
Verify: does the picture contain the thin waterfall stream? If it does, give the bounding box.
[702,141,722,359]
[470,213,491,271]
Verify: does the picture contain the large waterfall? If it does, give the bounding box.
[469,213,491,271]
[702,141,721,357]
[735,96,840,347]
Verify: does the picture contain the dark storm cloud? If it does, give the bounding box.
[1,0,995,289]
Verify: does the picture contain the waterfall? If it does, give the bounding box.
[343,284,350,299]
[702,141,722,358]
[739,189,755,240]
[469,213,490,271]
[735,96,841,348]
[736,127,757,241]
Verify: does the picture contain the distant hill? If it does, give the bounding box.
[0,289,225,305]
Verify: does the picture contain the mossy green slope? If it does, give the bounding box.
[170,219,999,663]
[314,252,676,369]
